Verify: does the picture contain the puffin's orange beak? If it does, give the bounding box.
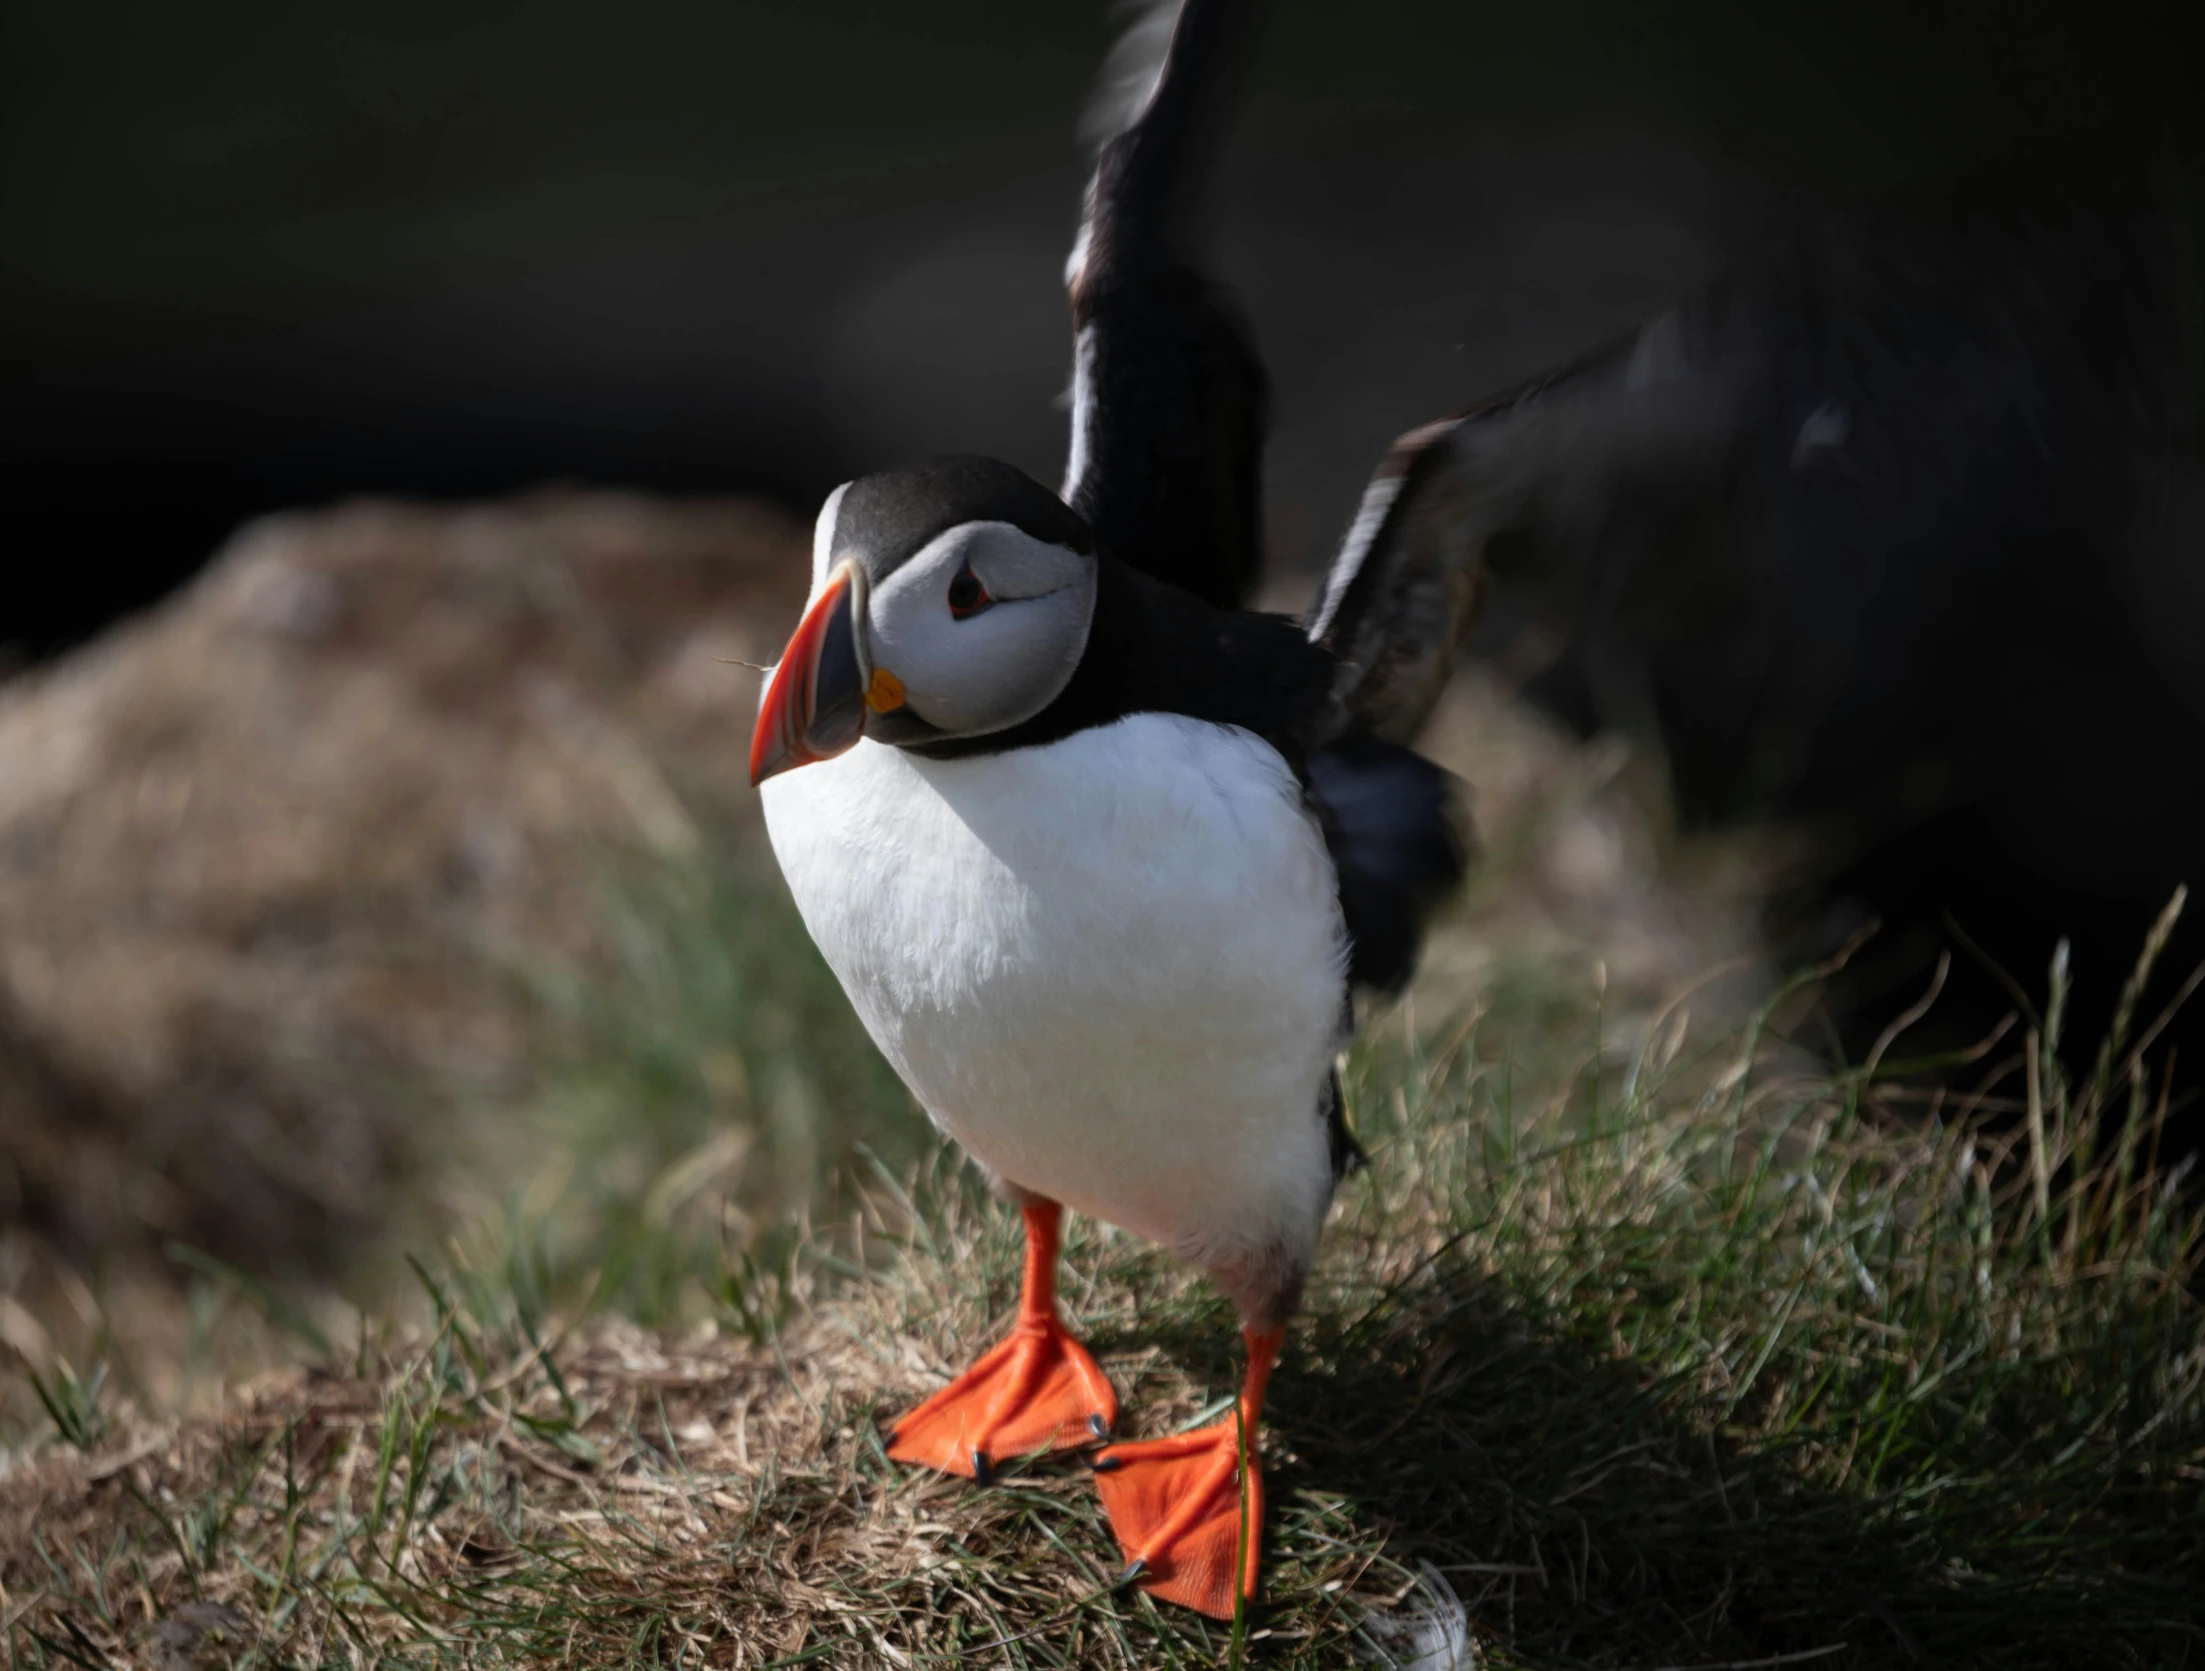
[750,561,905,786]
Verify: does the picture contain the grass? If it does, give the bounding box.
[0,837,914,1448]
[466,844,919,1329]
[4,840,2204,1668]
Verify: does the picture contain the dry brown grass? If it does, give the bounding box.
[1,1168,1417,1668]
[6,949,2203,1669]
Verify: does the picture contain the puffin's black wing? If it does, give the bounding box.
[1304,419,1492,746]
[1300,407,1605,993]
[1305,320,1750,747]
[1062,0,1268,610]
[1295,233,1755,991]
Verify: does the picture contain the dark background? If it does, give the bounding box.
[4,0,2192,660]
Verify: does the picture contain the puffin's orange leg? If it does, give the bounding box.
[887,1200,1117,1482]
[1090,1326,1282,1619]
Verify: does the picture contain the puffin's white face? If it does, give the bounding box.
[863,519,1096,739]
[751,469,1099,784]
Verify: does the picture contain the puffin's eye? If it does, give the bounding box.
[947,563,993,620]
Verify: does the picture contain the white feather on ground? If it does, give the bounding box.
[1360,1562,1477,1669]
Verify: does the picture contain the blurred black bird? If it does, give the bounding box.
[1418,147,2205,1135]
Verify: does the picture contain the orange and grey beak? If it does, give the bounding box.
[750,560,905,786]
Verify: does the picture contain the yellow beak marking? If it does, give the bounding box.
[865,668,907,713]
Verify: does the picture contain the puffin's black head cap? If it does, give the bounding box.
[817,455,1095,592]
[752,457,1102,784]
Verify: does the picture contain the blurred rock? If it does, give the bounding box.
[0,492,805,1277]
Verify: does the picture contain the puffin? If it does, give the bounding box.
[751,0,1491,1618]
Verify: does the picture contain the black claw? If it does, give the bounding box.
[1088,1412,1112,1439]
[971,1450,994,1487]
[1085,1452,1122,1473]
[1119,1558,1148,1585]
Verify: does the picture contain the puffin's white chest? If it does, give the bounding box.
[758,713,1348,1268]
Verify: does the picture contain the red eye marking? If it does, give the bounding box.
[948,563,994,619]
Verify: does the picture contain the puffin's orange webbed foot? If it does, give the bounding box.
[888,1311,1115,1480]
[1090,1326,1283,1619]
[886,1200,1116,1482]
[1091,1414,1263,1617]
